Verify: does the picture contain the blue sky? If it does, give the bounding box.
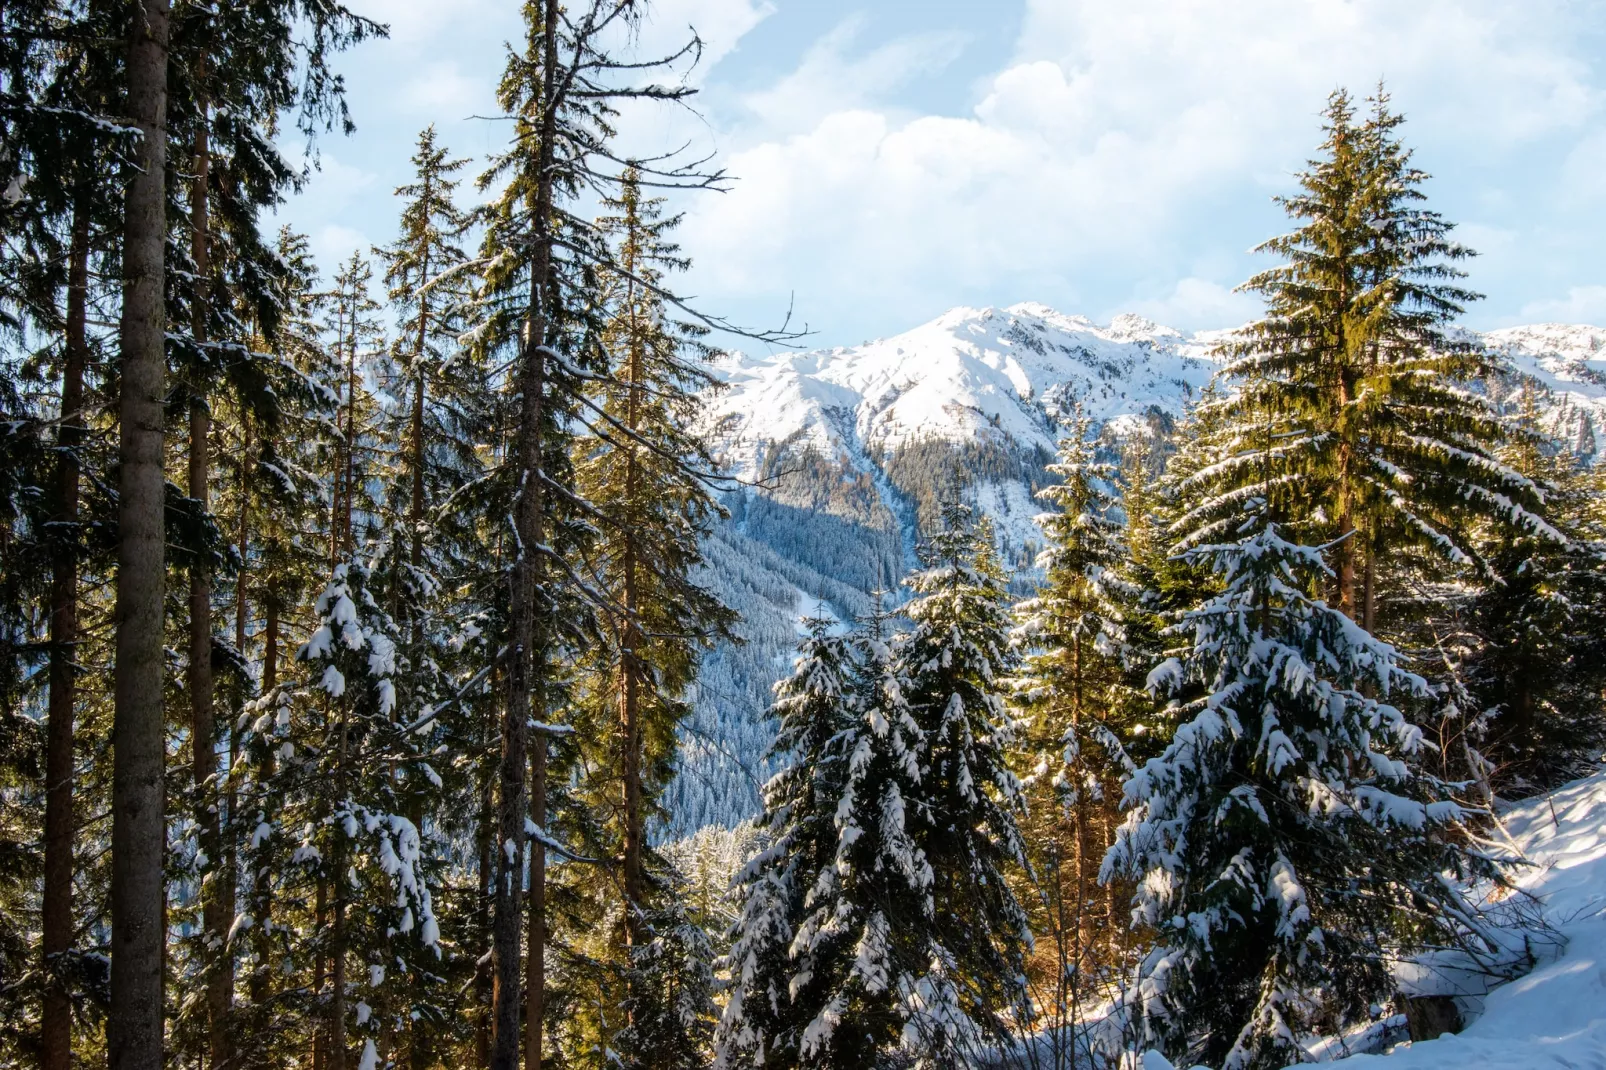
[277,0,1606,351]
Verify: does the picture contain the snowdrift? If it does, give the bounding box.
[1148,767,1606,1069]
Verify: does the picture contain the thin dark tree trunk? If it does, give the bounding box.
[263,600,277,693]
[477,703,495,1069]
[409,222,430,643]
[249,593,276,1013]
[188,109,234,1070]
[42,199,90,1070]
[227,414,249,1040]
[340,300,358,556]
[236,414,250,659]
[1362,520,1378,635]
[111,3,171,1068]
[329,287,351,563]
[313,878,327,1070]
[330,877,347,1070]
[619,278,646,967]
[329,664,351,1070]
[525,742,546,1070]
[499,5,559,1068]
[404,268,429,1066]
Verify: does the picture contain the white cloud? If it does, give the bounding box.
[312,224,371,273]
[738,17,966,136]
[1012,0,1599,148]
[1518,286,1606,326]
[680,0,1604,341]
[1123,277,1261,332]
[399,62,485,119]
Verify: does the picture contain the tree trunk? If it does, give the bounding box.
[313,878,327,1070]
[230,416,250,1032]
[111,3,171,1068]
[330,890,347,1070]
[236,414,251,662]
[1361,521,1378,635]
[497,5,560,1067]
[409,239,430,647]
[477,733,494,1069]
[1334,369,1358,620]
[619,214,646,983]
[188,109,234,1070]
[42,198,90,1070]
[250,598,277,1010]
[329,285,352,564]
[340,298,359,557]
[525,742,546,1070]
[330,695,351,1070]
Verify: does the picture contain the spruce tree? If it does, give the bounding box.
[375,125,473,643]
[896,502,1031,1062]
[571,166,736,1060]
[468,7,707,1064]
[1009,410,1136,1056]
[283,560,445,1070]
[1185,88,1555,629]
[1103,501,1499,1069]
[795,604,935,1066]
[716,619,856,1067]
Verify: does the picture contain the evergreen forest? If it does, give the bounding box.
[1,3,1603,1069]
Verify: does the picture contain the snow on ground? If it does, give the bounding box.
[1316,769,1606,1069]
[1141,769,1606,1070]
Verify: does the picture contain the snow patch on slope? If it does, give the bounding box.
[1483,323,1606,461]
[1304,769,1606,1069]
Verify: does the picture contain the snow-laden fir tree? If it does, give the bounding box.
[795,601,934,1067]
[716,618,856,1067]
[240,559,446,1070]
[1008,408,1140,1059]
[616,885,722,1070]
[1101,500,1502,1070]
[895,501,1031,1063]
[725,513,1032,1067]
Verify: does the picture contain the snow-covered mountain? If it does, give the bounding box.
[666,304,1606,837]
[1481,322,1606,461]
[704,301,1217,475]
[704,305,1606,486]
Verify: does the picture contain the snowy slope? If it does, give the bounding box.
[1312,770,1606,1070]
[1141,769,1606,1070]
[1482,323,1606,461]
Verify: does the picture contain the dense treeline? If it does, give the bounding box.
[0,2,796,1068]
[2,4,1603,1068]
[718,89,1606,1069]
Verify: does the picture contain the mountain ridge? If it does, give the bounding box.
[666,303,1606,836]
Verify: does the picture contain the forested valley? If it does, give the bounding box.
[2,3,1605,1070]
